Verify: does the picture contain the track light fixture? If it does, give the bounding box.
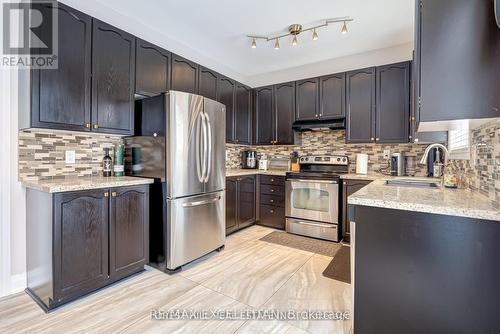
[247,17,353,50]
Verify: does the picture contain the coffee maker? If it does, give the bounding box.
[241,150,257,169]
[390,153,405,176]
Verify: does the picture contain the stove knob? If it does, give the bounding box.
[342,157,347,162]
[305,157,309,161]
[337,157,341,162]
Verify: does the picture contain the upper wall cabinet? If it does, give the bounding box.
[346,67,376,143]
[254,86,274,145]
[295,78,320,121]
[198,66,219,101]
[274,82,295,145]
[135,39,170,97]
[92,19,135,135]
[320,73,345,120]
[376,62,410,143]
[415,0,500,123]
[31,3,92,132]
[218,77,236,143]
[234,83,252,145]
[171,54,198,94]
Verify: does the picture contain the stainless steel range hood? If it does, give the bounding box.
[292,118,345,132]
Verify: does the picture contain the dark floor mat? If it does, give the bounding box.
[322,246,351,284]
[259,231,341,257]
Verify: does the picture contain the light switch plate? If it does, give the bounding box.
[225,150,229,161]
[65,150,76,164]
[383,150,391,159]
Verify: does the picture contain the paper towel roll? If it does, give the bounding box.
[356,153,368,174]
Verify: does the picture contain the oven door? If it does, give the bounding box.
[285,179,339,223]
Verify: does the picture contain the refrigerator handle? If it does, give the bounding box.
[196,112,204,183]
[201,112,208,181]
[204,111,212,183]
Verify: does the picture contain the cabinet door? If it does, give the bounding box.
[346,68,376,143]
[226,178,238,235]
[171,54,198,94]
[254,86,274,145]
[31,3,91,131]
[234,83,252,144]
[134,94,165,136]
[259,204,285,230]
[92,19,135,135]
[53,190,109,303]
[218,77,236,143]
[376,62,410,143]
[135,39,170,96]
[274,82,295,145]
[198,66,218,100]
[418,0,500,122]
[237,176,256,229]
[109,185,149,281]
[320,73,345,120]
[295,78,319,121]
[342,180,372,242]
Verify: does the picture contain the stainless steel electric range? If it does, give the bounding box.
[285,155,349,242]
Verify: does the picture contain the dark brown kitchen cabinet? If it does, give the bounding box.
[198,66,218,100]
[254,86,274,145]
[258,175,285,230]
[226,176,256,235]
[415,0,500,124]
[346,67,376,143]
[53,189,109,305]
[135,39,170,97]
[92,19,135,135]
[295,78,319,121]
[218,77,235,143]
[170,54,198,94]
[234,83,252,144]
[342,179,372,242]
[109,186,149,281]
[320,73,345,119]
[274,82,295,145]
[30,2,92,132]
[26,185,149,311]
[375,62,410,143]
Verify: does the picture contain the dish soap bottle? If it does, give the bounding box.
[102,148,112,177]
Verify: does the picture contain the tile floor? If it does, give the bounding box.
[0,225,352,334]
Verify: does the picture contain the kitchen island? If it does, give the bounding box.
[348,180,500,333]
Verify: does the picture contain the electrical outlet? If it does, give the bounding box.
[225,150,229,161]
[65,150,76,164]
[383,150,391,159]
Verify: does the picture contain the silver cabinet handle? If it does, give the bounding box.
[182,196,221,207]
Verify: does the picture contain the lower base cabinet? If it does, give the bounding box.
[226,175,256,235]
[342,179,372,242]
[258,175,286,229]
[26,185,149,312]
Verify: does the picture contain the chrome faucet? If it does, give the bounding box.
[419,143,449,165]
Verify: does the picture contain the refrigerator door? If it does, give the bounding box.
[166,91,205,199]
[202,98,226,193]
[166,191,225,269]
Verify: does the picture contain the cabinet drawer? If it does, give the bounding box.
[260,175,285,186]
[260,194,285,207]
[260,184,284,196]
[259,204,285,229]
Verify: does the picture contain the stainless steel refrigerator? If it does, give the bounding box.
[126,91,226,272]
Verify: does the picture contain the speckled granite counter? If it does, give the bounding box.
[22,176,154,193]
[226,169,289,177]
[348,179,500,221]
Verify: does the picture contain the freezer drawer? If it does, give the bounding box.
[166,191,225,269]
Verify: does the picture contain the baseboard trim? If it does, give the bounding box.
[5,272,26,296]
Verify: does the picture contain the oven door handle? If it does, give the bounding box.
[289,179,338,184]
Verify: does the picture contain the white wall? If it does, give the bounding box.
[0,66,27,298]
[246,42,414,87]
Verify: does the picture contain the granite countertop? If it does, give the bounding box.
[226,169,289,177]
[348,178,500,221]
[22,176,154,193]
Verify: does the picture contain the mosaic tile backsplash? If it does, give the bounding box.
[18,129,123,181]
[226,130,430,176]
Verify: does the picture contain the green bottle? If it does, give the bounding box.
[113,144,124,177]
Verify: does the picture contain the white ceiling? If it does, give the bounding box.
[61,0,414,86]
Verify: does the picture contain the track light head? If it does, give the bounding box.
[274,39,280,50]
[251,38,257,48]
[312,28,319,41]
[341,21,348,34]
[292,35,298,46]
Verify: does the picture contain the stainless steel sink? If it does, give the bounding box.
[385,179,440,188]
